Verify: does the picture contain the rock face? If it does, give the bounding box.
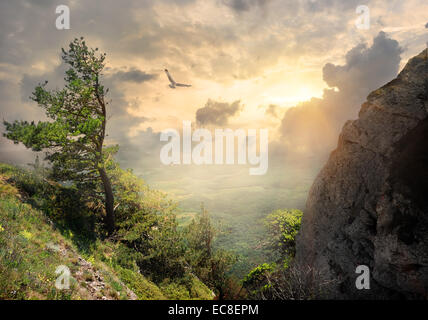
[296,49,428,299]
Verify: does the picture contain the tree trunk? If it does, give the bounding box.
[99,167,115,235]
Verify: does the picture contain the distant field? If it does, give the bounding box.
[142,164,314,279]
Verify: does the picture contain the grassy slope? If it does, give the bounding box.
[0,163,212,300]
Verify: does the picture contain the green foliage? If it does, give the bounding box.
[138,214,187,282]
[242,209,304,299]
[0,190,84,299]
[0,163,47,199]
[187,276,215,300]
[264,209,303,263]
[3,37,108,181]
[158,276,213,300]
[185,205,214,278]
[242,263,275,299]
[184,205,239,299]
[244,263,275,285]
[116,267,166,300]
[0,163,98,254]
[209,249,239,299]
[159,280,191,300]
[104,161,188,281]
[0,163,219,300]
[3,37,116,233]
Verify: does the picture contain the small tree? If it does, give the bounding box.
[3,37,116,234]
[185,205,237,299]
[264,209,302,265]
[185,204,214,274]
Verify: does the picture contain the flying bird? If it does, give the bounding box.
[164,69,191,88]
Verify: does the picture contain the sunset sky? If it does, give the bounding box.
[1,0,427,236]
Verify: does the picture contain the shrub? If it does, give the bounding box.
[264,209,302,262]
[261,263,335,300]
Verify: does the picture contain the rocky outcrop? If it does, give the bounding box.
[296,49,428,299]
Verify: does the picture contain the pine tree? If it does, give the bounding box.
[3,37,116,234]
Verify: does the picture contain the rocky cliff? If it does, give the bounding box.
[296,49,428,299]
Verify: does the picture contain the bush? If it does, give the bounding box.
[242,263,276,299]
[264,209,302,263]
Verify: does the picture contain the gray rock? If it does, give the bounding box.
[296,49,428,299]
[45,242,61,253]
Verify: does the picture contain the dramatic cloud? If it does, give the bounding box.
[276,32,403,163]
[323,32,402,96]
[195,99,242,126]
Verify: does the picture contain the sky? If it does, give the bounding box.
[0,0,427,232]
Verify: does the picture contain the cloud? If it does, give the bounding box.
[275,32,403,164]
[305,0,362,12]
[323,31,402,95]
[222,0,270,12]
[20,62,68,102]
[112,127,163,171]
[109,68,157,83]
[265,104,280,118]
[195,99,242,126]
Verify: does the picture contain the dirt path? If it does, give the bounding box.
[46,241,137,300]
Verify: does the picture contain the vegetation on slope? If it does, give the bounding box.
[0,162,214,300]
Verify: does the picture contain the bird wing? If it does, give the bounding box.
[175,83,192,87]
[165,70,176,85]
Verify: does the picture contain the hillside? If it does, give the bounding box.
[0,163,213,300]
